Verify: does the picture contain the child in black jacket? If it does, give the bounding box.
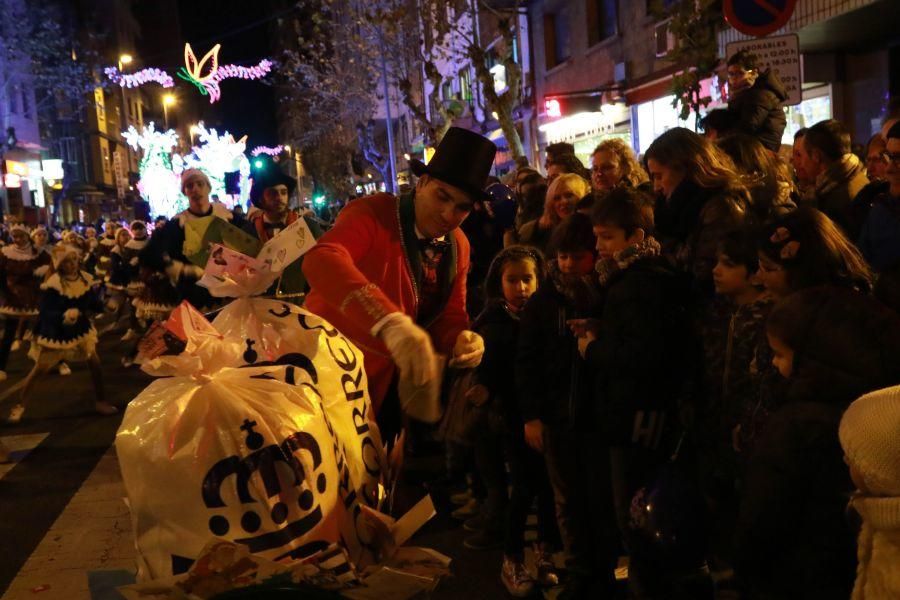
[581,187,697,597]
[470,246,560,596]
[517,214,613,599]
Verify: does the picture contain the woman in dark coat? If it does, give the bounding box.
[645,127,750,297]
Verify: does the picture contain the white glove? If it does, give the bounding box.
[165,260,204,284]
[449,330,484,368]
[376,313,437,387]
[63,308,80,325]
[129,256,139,266]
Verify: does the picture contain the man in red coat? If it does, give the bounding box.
[304,128,497,426]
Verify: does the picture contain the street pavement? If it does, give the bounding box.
[0,330,523,599]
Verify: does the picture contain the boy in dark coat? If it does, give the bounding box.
[725,50,788,153]
[516,213,613,599]
[580,187,696,596]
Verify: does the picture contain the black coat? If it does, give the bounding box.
[584,256,695,447]
[516,278,600,428]
[734,287,900,599]
[727,69,788,152]
[473,302,520,424]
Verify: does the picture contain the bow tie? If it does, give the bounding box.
[418,238,450,255]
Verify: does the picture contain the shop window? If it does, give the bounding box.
[544,7,571,69]
[587,0,617,46]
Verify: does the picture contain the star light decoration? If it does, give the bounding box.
[122,122,185,217]
[104,43,272,103]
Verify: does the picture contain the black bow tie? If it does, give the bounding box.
[418,238,450,255]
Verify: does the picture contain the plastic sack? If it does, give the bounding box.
[117,307,385,582]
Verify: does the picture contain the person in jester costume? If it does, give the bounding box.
[244,157,323,299]
[303,127,496,436]
[139,169,231,312]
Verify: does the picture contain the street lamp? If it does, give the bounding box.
[189,124,199,146]
[118,53,133,70]
[162,94,176,129]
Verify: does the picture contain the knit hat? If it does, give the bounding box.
[51,244,81,269]
[839,385,900,496]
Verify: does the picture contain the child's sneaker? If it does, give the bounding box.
[533,542,559,587]
[121,355,135,368]
[500,556,535,597]
[10,340,21,352]
[450,488,473,506]
[8,404,25,423]
[451,497,480,520]
[58,362,72,376]
[120,328,137,342]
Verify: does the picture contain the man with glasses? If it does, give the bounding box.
[725,50,788,152]
[859,122,900,271]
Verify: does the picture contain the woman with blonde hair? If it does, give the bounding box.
[645,127,750,294]
[590,138,650,193]
[518,173,591,255]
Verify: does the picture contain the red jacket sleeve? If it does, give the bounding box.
[428,231,471,354]
[302,199,401,332]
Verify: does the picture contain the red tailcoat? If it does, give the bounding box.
[303,193,470,413]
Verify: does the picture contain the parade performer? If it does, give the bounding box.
[104,226,135,336]
[140,169,231,311]
[30,227,53,260]
[92,221,119,281]
[303,127,495,428]
[0,225,51,381]
[121,221,149,342]
[6,245,117,422]
[245,159,323,297]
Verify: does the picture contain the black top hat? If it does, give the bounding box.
[250,162,297,208]
[409,127,497,200]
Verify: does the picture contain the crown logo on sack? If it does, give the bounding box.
[201,418,327,557]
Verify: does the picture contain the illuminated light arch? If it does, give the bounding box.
[104,42,272,103]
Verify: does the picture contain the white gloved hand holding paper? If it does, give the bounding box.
[449,330,484,369]
[63,308,80,325]
[376,313,437,386]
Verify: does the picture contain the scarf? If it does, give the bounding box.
[815,153,865,198]
[595,237,662,286]
[548,261,603,313]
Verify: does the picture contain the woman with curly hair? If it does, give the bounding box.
[646,127,750,295]
[590,138,650,193]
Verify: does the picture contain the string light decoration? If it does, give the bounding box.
[250,145,284,157]
[176,43,273,104]
[104,66,174,89]
[104,43,272,104]
[122,122,185,217]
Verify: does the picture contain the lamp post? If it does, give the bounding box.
[118,54,134,207]
[162,94,176,130]
[189,124,198,146]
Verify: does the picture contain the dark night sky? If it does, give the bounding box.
[174,0,280,147]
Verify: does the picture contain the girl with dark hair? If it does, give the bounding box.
[645,127,750,295]
[462,246,560,595]
[756,207,873,299]
[735,286,900,599]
